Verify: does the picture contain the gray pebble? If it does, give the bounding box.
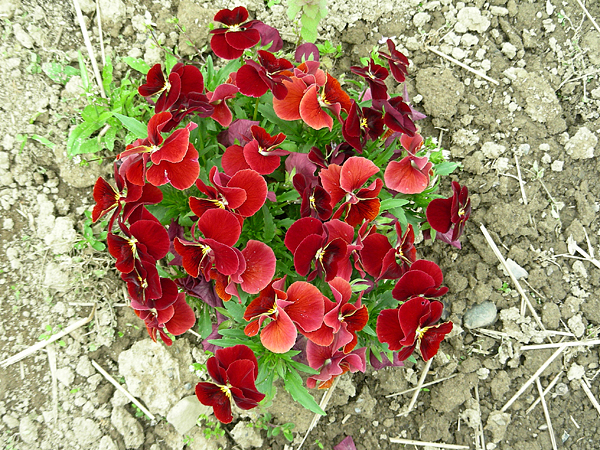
[463,301,497,329]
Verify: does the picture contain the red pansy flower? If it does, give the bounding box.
[207,83,239,127]
[190,166,267,219]
[383,133,432,195]
[378,39,409,83]
[121,257,162,303]
[306,333,366,389]
[173,208,242,281]
[319,156,382,227]
[350,58,389,100]
[382,96,417,137]
[391,259,449,302]
[195,345,265,423]
[360,222,416,281]
[376,296,453,361]
[242,126,289,175]
[293,173,332,221]
[236,50,293,100]
[284,217,353,282]
[342,100,384,153]
[138,64,181,112]
[426,181,471,244]
[244,278,324,353]
[145,142,200,190]
[210,7,261,60]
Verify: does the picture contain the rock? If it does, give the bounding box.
[456,7,491,33]
[56,367,75,387]
[111,407,145,449]
[413,12,431,27]
[565,127,597,160]
[504,258,528,280]
[45,217,78,254]
[541,303,560,329]
[98,0,126,36]
[581,297,600,325]
[463,301,497,329]
[352,386,377,418]
[0,0,20,19]
[582,29,600,65]
[567,363,585,381]
[503,68,562,123]
[268,382,313,434]
[231,421,264,449]
[98,436,119,450]
[567,315,585,338]
[431,374,475,413]
[12,23,34,48]
[2,414,19,429]
[19,416,38,444]
[72,417,102,447]
[167,395,211,435]
[118,339,195,416]
[480,142,506,159]
[416,68,465,120]
[490,370,511,400]
[177,1,218,56]
[485,411,511,443]
[76,356,96,378]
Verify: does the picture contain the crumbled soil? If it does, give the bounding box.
[2,0,600,449]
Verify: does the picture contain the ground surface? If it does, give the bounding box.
[1,0,600,449]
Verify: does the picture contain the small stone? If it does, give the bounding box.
[567,315,585,338]
[56,367,75,387]
[565,127,597,160]
[167,395,211,435]
[98,436,119,450]
[456,7,491,33]
[481,141,506,158]
[76,356,96,378]
[2,218,13,230]
[12,23,34,48]
[2,414,19,429]
[19,416,38,444]
[551,160,564,171]
[501,42,517,59]
[111,407,145,449]
[73,417,102,447]
[567,363,585,381]
[463,301,497,329]
[504,258,528,280]
[485,411,511,443]
[413,12,431,27]
[231,421,264,449]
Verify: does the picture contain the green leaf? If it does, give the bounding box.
[67,110,113,157]
[300,13,319,43]
[222,298,245,323]
[287,0,302,20]
[262,205,275,241]
[77,51,90,92]
[41,62,79,84]
[199,304,213,339]
[30,135,55,149]
[113,112,148,139]
[286,359,320,375]
[122,56,151,75]
[165,52,178,73]
[380,198,409,210]
[434,161,459,176]
[283,370,325,415]
[102,56,113,96]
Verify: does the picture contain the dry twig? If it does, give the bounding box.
[579,378,600,416]
[91,360,156,421]
[95,0,106,65]
[474,384,486,450]
[389,437,470,449]
[514,154,527,205]
[47,345,59,425]
[386,374,457,398]
[0,305,96,368]
[427,46,499,85]
[536,378,558,450]
[574,0,600,34]
[297,375,339,450]
[399,358,433,416]
[525,371,563,414]
[521,339,600,351]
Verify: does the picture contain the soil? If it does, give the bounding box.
[1,0,600,449]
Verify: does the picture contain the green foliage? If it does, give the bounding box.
[287,0,328,43]
[67,55,152,158]
[252,412,295,441]
[74,210,108,252]
[198,414,226,439]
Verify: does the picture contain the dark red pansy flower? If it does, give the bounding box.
[190,166,267,219]
[91,161,163,231]
[391,259,449,302]
[138,64,181,112]
[382,96,417,137]
[249,21,283,52]
[107,220,170,274]
[426,181,471,244]
[173,208,242,281]
[306,333,366,389]
[284,217,352,282]
[350,59,389,100]
[195,344,265,423]
[236,51,293,100]
[293,173,332,221]
[376,296,453,361]
[244,278,324,353]
[319,156,382,227]
[207,83,239,127]
[121,257,162,303]
[210,6,261,60]
[146,142,200,190]
[360,222,416,281]
[242,126,289,175]
[342,100,385,153]
[378,39,409,83]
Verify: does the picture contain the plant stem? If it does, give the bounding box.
[253,97,260,122]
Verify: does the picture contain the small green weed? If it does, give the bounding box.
[252,412,295,442]
[198,414,226,440]
[74,210,108,252]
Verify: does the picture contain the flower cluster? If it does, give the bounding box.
[91,5,471,424]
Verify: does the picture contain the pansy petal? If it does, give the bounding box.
[130,219,170,261]
[273,77,306,121]
[216,344,259,378]
[398,297,430,345]
[240,240,276,294]
[195,382,233,423]
[236,64,269,97]
[426,197,453,234]
[420,321,453,361]
[376,308,404,351]
[384,158,430,194]
[299,85,333,131]
[284,217,323,254]
[228,169,267,217]
[284,281,324,333]
[165,293,196,335]
[210,33,244,60]
[222,144,251,176]
[197,209,241,246]
[392,270,435,302]
[260,308,297,353]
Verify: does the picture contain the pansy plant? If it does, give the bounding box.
[89,5,469,424]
